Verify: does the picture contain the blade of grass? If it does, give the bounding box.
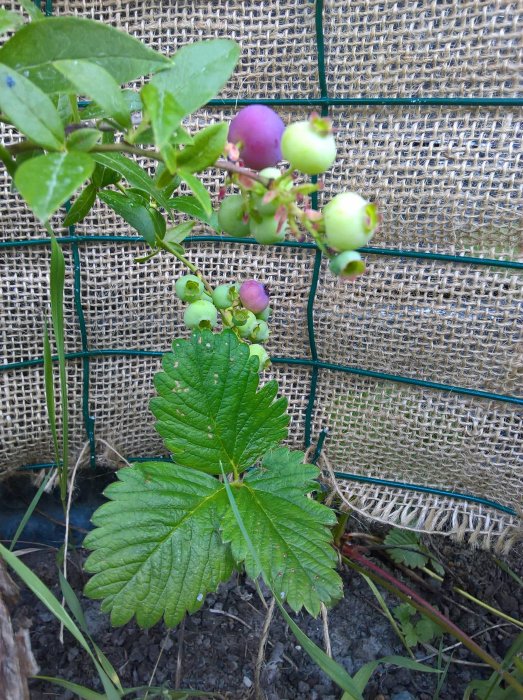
[43,320,61,466]
[34,677,106,700]
[9,468,54,551]
[218,464,364,700]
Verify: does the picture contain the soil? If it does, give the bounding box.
[3,472,523,700]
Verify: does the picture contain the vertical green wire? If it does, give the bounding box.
[304,0,328,448]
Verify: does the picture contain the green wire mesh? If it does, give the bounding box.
[1,0,521,519]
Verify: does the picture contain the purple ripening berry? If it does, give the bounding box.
[228,105,285,171]
[239,279,270,315]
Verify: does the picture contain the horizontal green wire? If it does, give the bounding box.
[17,458,517,517]
[2,235,522,269]
[2,349,521,405]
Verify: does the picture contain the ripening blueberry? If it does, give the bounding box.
[239,279,270,314]
[233,309,258,338]
[228,105,285,170]
[175,274,204,303]
[329,250,366,278]
[281,118,336,175]
[249,344,270,371]
[183,300,218,330]
[212,282,239,310]
[250,215,287,245]
[249,319,270,342]
[218,194,250,237]
[323,192,379,251]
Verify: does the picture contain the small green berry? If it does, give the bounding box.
[250,319,270,342]
[256,306,272,321]
[233,309,258,338]
[281,118,336,175]
[212,283,239,309]
[249,344,270,371]
[329,250,366,278]
[323,192,379,251]
[175,274,204,303]
[184,300,218,330]
[250,215,287,245]
[218,194,250,237]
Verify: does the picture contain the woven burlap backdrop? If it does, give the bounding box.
[1,1,522,551]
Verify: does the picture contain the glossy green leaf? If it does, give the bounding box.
[91,152,171,210]
[151,330,289,474]
[169,195,219,229]
[63,184,97,227]
[0,9,23,35]
[15,151,94,222]
[141,82,184,150]
[79,89,142,120]
[84,462,235,628]
[18,0,44,21]
[151,39,240,116]
[163,221,195,245]
[0,17,170,94]
[221,448,342,615]
[54,60,131,128]
[66,128,102,152]
[176,122,227,173]
[98,190,158,245]
[178,169,212,217]
[0,64,64,149]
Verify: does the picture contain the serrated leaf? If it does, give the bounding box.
[15,151,94,222]
[0,9,23,35]
[54,59,131,128]
[151,330,289,474]
[176,122,227,173]
[84,462,234,628]
[66,128,102,152]
[415,616,442,643]
[63,184,97,227]
[98,190,158,245]
[169,195,219,230]
[384,528,429,570]
[0,17,169,94]
[141,82,184,150]
[221,448,342,615]
[91,152,171,210]
[0,64,65,150]
[178,169,212,217]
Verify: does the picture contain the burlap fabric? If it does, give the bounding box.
[1,1,522,551]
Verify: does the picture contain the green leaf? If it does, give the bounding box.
[383,528,429,570]
[14,151,94,222]
[35,678,106,700]
[80,89,142,121]
[0,64,65,150]
[141,82,184,150]
[0,17,170,94]
[352,655,442,694]
[178,169,212,217]
[98,190,158,245]
[84,462,234,628]
[176,123,227,173]
[150,329,289,474]
[66,128,102,152]
[0,9,23,35]
[91,152,171,210]
[54,60,131,128]
[164,221,195,245]
[415,615,442,643]
[18,0,44,21]
[169,195,219,230]
[151,40,240,116]
[221,448,342,615]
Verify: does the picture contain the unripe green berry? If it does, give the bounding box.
[212,283,239,309]
[281,120,336,175]
[218,194,250,237]
[175,274,204,303]
[183,300,218,330]
[323,192,379,251]
[250,319,270,342]
[250,215,287,245]
[249,344,270,371]
[253,168,292,216]
[329,250,366,278]
[256,306,272,321]
[233,309,258,338]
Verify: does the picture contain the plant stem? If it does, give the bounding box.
[342,547,523,696]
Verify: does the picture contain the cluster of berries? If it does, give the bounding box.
[219,105,381,279]
[175,276,271,369]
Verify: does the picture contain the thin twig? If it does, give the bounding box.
[174,617,186,690]
[416,623,514,663]
[144,630,171,699]
[321,603,332,658]
[254,596,275,699]
[96,438,132,468]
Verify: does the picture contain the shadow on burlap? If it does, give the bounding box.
[0,0,522,552]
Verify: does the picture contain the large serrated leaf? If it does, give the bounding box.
[221,448,342,616]
[151,330,289,474]
[14,151,94,222]
[0,17,169,94]
[84,462,234,628]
